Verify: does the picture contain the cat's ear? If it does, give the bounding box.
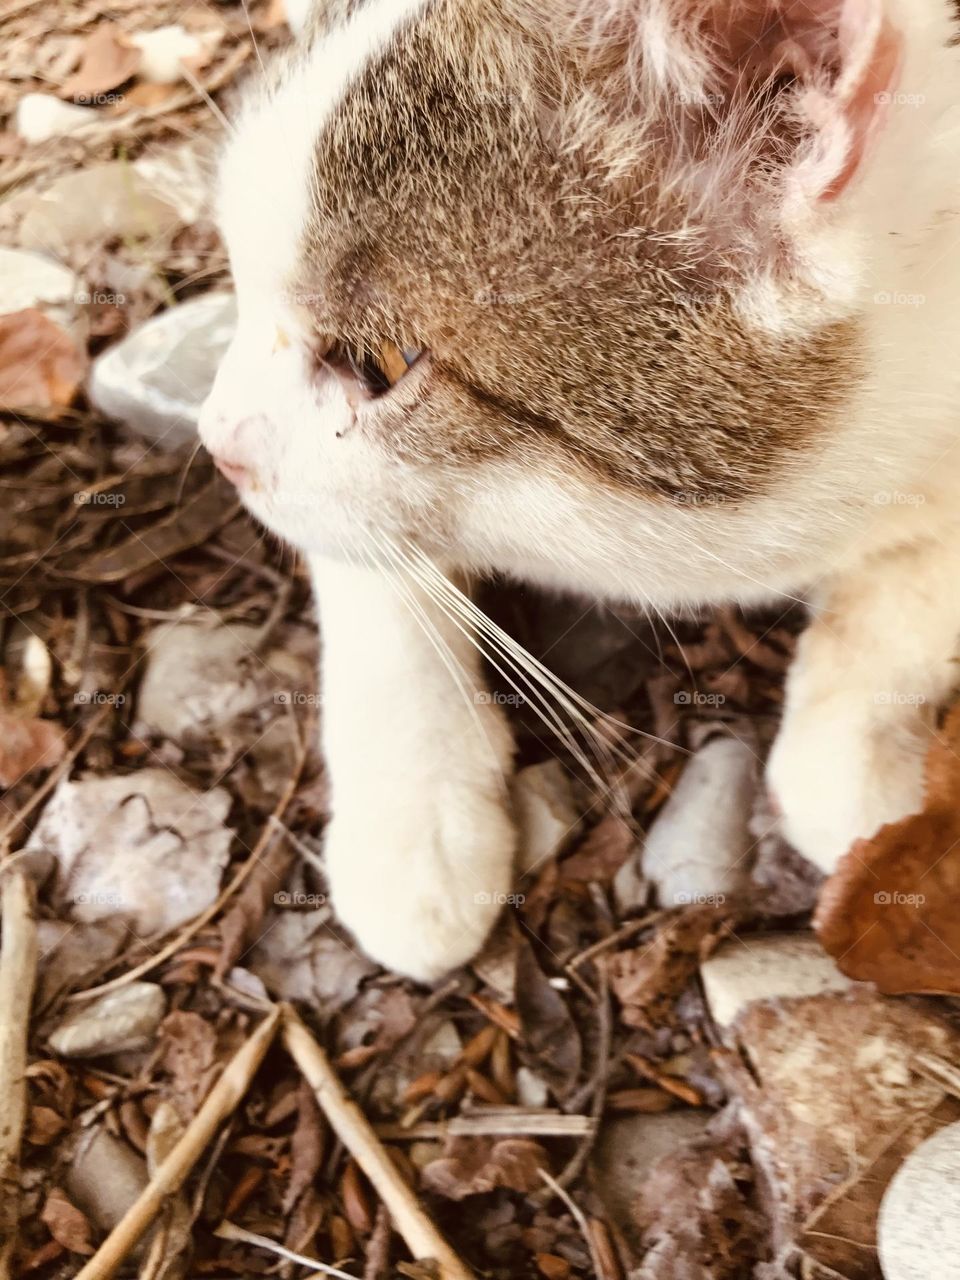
[546,0,905,207]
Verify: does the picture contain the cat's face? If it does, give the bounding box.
[200,0,949,594]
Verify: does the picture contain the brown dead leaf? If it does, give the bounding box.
[59,24,141,101]
[0,310,86,413]
[606,906,730,1027]
[558,813,637,885]
[815,704,960,994]
[284,1078,324,1214]
[156,1011,218,1117]
[515,937,581,1101]
[0,710,66,786]
[421,1136,550,1200]
[41,1187,96,1256]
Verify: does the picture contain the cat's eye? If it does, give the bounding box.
[333,340,424,398]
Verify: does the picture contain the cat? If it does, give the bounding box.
[199,0,960,981]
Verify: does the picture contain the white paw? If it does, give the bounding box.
[324,780,516,982]
[767,699,930,875]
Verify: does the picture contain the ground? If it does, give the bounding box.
[2,4,960,1280]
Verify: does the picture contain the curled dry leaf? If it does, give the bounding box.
[421,1136,550,1200]
[41,1187,96,1257]
[59,23,142,101]
[515,937,582,1101]
[0,308,86,413]
[815,705,960,994]
[0,709,66,786]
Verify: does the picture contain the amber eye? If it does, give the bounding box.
[333,340,424,397]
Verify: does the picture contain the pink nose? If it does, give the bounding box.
[212,454,252,488]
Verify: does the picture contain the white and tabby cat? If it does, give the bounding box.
[200,0,960,979]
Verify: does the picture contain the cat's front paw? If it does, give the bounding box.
[323,781,516,982]
[767,699,930,875]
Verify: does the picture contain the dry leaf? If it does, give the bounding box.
[284,1078,324,1214]
[606,906,730,1027]
[41,1187,96,1256]
[59,24,141,101]
[421,1136,550,1200]
[514,938,582,1101]
[0,309,86,413]
[0,710,66,786]
[815,705,960,994]
[559,813,637,885]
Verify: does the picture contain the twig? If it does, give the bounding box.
[566,911,665,974]
[214,1220,357,1279]
[74,1005,282,1280]
[282,1007,475,1280]
[69,724,309,1002]
[539,1170,610,1280]
[376,1112,596,1140]
[0,869,39,1280]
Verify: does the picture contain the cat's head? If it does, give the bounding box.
[199,0,953,589]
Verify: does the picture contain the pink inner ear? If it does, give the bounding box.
[822,3,904,201]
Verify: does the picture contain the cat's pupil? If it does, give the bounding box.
[333,341,423,397]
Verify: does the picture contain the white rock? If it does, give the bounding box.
[421,1020,463,1067]
[136,620,282,741]
[513,759,579,876]
[515,1067,550,1109]
[879,1121,960,1280]
[18,162,187,257]
[0,246,81,327]
[701,933,856,1030]
[129,25,211,84]
[48,983,166,1057]
[643,736,758,909]
[28,768,232,935]
[88,292,236,447]
[16,93,98,143]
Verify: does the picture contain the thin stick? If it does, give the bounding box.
[70,724,309,1002]
[0,870,39,1280]
[74,1005,282,1280]
[282,1008,475,1280]
[214,1220,357,1279]
[538,1169,608,1280]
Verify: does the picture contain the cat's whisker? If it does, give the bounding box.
[350,531,513,794]
[371,532,618,793]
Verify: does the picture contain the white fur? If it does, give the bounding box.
[202,0,960,977]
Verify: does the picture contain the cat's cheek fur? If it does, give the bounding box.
[310,555,517,982]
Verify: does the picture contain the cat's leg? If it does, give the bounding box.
[309,554,516,981]
[767,535,960,875]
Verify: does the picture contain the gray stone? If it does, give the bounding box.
[643,736,758,909]
[87,291,236,447]
[879,1121,960,1280]
[67,1127,149,1233]
[592,1111,709,1236]
[48,982,166,1057]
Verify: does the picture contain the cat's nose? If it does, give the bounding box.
[211,453,253,488]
